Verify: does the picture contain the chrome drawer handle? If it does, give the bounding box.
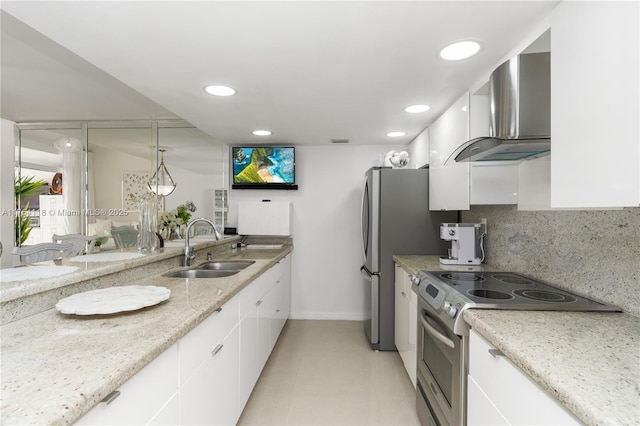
[102,390,121,405]
[212,344,224,356]
[488,348,504,358]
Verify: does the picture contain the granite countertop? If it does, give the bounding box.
[393,254,502,275]
[0,245,292,425]
[395,255,640,425]
[464,310,640,425]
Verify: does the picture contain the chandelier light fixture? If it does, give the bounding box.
[147,149,176,197]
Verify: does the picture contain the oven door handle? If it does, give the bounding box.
[420,312,455,349]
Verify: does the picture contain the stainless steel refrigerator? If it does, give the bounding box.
[360,167,458,351]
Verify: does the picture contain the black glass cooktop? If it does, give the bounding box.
[423,271,618,310]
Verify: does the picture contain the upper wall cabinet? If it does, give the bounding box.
[429,93,470,211]
[550,1,640,208]
[409,127,429,169]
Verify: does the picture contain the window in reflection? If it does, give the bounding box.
[16,127,85,246]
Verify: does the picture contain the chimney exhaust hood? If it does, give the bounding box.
[454,52,550,162]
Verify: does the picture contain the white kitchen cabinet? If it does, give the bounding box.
[408,127,429,169]
[77,255,291,426]
[76,343,179,426]
[180,325,240,425]
[239,254,291,408]
[428,93,470,210]
[467,329,579,425]
[268,255,291,351]
[179,295,240,425]
[550,1,640,208]
[470,165,518,205]
[394,264,417,388]
[179,296,239,385]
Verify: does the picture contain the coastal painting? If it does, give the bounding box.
[233,147,295,184]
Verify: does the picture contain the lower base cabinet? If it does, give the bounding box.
[77,254,291,425]
[394,264,417,388]
[76,344,179,425]
[180,325,240,425]
[467,329,579,425]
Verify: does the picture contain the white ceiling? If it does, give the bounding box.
[1,1,559,147]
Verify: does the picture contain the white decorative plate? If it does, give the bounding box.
[56,286,170,315]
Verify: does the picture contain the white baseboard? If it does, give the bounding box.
[289,311,367,321]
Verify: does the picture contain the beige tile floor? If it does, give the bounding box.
[238,320,421,426]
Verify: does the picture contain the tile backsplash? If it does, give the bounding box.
[461,206,640,316]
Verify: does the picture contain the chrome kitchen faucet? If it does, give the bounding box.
[184,217,222,266]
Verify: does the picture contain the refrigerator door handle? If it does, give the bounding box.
[360,265,379,279]
[360,176,368,262]
[361,265,379,346]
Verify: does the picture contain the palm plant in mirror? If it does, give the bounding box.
[14,176,48,245]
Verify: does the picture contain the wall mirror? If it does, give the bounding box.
[14,120,226,255]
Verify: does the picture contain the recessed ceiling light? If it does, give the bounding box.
[252,130,272,136]
[439,41,481,61]
[204,85,236,96]
[387,131,406,137]
[404,104,431,113]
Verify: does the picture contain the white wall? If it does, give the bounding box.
[228,144,403,320]
[1,119,16,268]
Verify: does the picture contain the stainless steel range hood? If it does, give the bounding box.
[454,52,550,162]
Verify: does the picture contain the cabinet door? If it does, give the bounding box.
[394,265,416,388]
[148,391,180,426]
[394,265,408,355]
[273,255,291,339]
[550,1,640,208]
[180,325,240,425]
[468,330,579,425]
[179,296,239,385]
[467,375,509,426]
[76,344,179,425]
[429,93,470,210]
[406,285,417,388]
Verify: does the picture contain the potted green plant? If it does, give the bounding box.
[14,176,48,245]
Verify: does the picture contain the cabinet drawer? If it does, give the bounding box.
[77,344,179,425]
[179,295,239,384]
[469,330,579,425]
[238,268,277,319]
[467,375,509,426]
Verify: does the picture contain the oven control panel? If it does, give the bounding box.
[416,272,471,320]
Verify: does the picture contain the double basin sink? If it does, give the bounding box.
[164,260,255,279]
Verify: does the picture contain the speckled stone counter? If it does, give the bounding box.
[464,310,640,425]
[393,254,501,275]
[0,243,292,425]
[0,235,244,324]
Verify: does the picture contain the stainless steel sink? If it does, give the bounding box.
[196,260,255,271]
[163,269,239,279]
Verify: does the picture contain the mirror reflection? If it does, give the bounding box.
[13,121,226,260]
[16,127,85,248]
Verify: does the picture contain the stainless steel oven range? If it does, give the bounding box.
[412,270,621,426]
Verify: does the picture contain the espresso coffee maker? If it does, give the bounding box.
[439,222,487,265]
